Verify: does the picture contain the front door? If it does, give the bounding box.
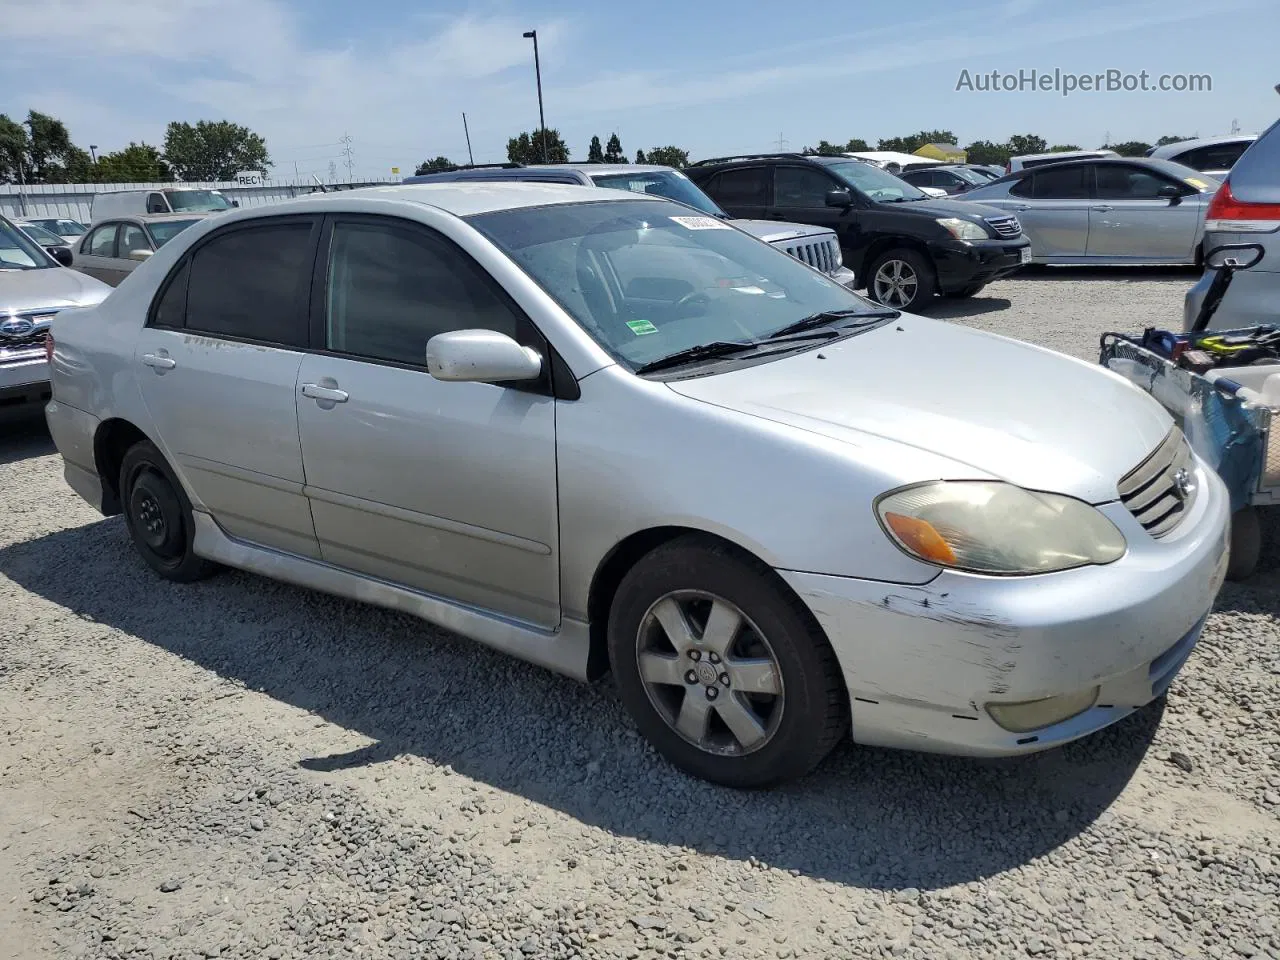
[133,215,322,559]
[1006,165,1093,259]
[1086,163,1199,261]
[296,215,560,628]
[75,222,122,284]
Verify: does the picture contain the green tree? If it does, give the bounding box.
[1103,140,1152,157]
[1006,133,1048,156]
[604,132,625,163]
[95,143,170,182]
[506,128,569,164]
[414,156,454,175]
[1048,144,1082,152]
[587,135,604,163]
[844,137,870,152]
[0,114,29,183]
[25,111,76,181]
[963,139,1011,165]
[635,149,647,163]
[162,120,271,181]
[1156,134,1192,146]
[645,146,689,168]
[803,140,846,156]
[877,129,957,154]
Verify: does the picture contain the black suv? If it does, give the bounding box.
[685,153,1031,311]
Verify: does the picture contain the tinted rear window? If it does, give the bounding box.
[1226,121,1280,203]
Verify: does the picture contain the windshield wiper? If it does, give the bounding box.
[634,339,760,374]
[764,308,899,340]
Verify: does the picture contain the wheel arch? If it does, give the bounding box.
[93,417,154,515]
[584,525,833,682]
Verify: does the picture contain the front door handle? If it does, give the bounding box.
[1091,204,1114,212]
[301,382,349,404]
[141,352,176,370]
[1010,204,1031,211]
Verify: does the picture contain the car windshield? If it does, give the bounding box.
[823,161,928,202]
[949,166,991,185]
[35,218,87,236]
[165,190,232,212]
[19,223,67,246]
[0,218,53,270]
[147,219,202,246]
[468,198,886,371]
[588,170,726,217]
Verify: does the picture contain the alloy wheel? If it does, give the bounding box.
[872,259,918,308]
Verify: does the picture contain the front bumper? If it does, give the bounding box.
[0,352,50,407]
[780,456,1230,757]
[829,265,858,290]
[1183,265,1280,332]
[929,236,1032,292]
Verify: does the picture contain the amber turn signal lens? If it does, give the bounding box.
[883,512,957,566]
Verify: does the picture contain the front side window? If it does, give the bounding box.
[822,161,927,202]
[773,166,837,207]
[146,193,168,214]
[86,224,119,257]
[468,198,885,371]
[1094,164,1176,200]
[590,170,725,217]
[185,220,313,345]
[0,217,50,269]
[120,224,151,256]
[325,220,520,366]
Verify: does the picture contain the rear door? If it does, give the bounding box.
[132,215,322,558]
[700,167,770,220]
[75,222,121,283]
[1087,162,1199,261]
[295,215,560,627]
[1007,166,1092,258]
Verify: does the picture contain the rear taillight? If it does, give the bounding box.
[44,332,54,363]
[1205,181,1280,233]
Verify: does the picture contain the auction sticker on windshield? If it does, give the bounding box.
[670,216,731,230]
[626,319,660,336]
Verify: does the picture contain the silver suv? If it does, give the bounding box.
[1,214,111,412]
[1183,115,1280,331]
[405,163,856,288]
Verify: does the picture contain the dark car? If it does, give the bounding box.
[684,153,1031,310]
[900,165,999,196]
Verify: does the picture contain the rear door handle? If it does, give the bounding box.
[301,382,349,403]
[141,353,176,370]
[1091,204,1114,212]
[1010,204,1031,211]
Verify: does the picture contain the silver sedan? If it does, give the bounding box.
[45,184,1229,787]
[961,157,1219,265]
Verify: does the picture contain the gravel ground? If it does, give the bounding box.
[2,268,1278,960]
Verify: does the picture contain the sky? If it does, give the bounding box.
[3,0,1279,181]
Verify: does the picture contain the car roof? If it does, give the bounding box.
[90,213,212,226]
[259,182,658,219]
[534,163,679,175]
[1148,134,1258,156]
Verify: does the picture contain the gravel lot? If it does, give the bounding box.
[2,267,1278,960]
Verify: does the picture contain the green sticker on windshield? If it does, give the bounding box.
[626,319,659,336]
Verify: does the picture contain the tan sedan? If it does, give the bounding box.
[73,214,206,286]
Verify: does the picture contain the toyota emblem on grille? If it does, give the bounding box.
[0,316,36,338]
[1172,467,1194,501]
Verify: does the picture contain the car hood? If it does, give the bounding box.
[665,315,1171,504]
[882,195,1017,223]
[732,219,834,243]
[1,267,112,313]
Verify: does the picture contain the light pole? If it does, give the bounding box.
[89,145,98,164]
[522,30,548,163]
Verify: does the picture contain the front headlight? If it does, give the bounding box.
[876,481,1127,575]
[936,217,990,241]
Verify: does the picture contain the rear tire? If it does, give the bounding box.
[119,440,217,583]
[944,283,986,299]
[1226,506,1261,582]
[866,248,937,311]
[607,536,848,788]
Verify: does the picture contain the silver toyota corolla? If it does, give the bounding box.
[45,184,1230,787]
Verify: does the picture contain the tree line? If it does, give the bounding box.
[416,130,690,176]
[0,110,271,184]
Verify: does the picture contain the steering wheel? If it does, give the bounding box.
[673,289,713,316]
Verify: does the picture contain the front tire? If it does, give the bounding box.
[866,248,937,311]
[1226,506,1261,582]
[119,440,217,583]
[607,537,848,788]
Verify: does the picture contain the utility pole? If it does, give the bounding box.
[1230,118,1241,135]
[522,30,548,162]
[89,145,98,164]
[339,133,355,179]
[774,133,789,152]
[462,112,475,167]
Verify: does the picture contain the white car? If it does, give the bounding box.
[45,183,1230,787]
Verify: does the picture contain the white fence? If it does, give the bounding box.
[0,178,399,223]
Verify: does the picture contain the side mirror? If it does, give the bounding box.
[426,329,542,384]
[1204,243,1264,270]
[128,248,154,262]
[825,189,854,208]
[231,200,240,207]
[1156,183,1183,203]
[50,246,74,267]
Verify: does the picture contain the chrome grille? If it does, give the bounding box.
[1117,428,1196,538]
[985,215,1022,238]
[779,237,840,276]
[0,310,57,359]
